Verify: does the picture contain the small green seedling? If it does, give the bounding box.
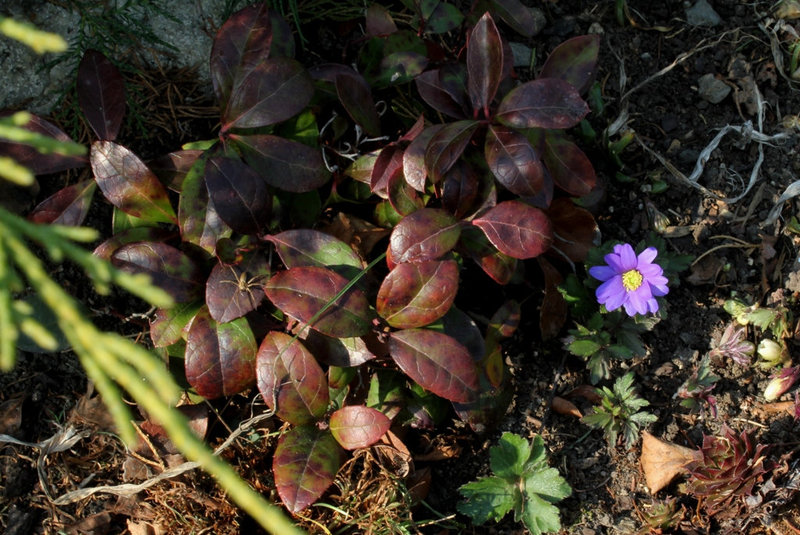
[457,432,572,535]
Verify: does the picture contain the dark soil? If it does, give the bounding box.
[3,1,800,534]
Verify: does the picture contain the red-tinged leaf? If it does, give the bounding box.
[366,4,398,36]
[148,150,204,193]
[206,255,269,323]
[184,308,257,399]
[403,124,442,192]
[336,71,381,137]
[442,306,486,362]
[90,141,177,224]
[489,0,540,37]
[210,3,273,109]
[222,57,313,130]
[77,50,125,141]
[459,225,517,284]
[415,69,469,120]
[473,200,553,259]
[150,300,202,348]
[301,331,376,367]
[547,197,597,262]
[28,180,96,226]
[441,159,480,218]
[205,155,271,235]
[487,300,521,343]
[93,227,174,260]
[330,405,391,450]
[496,78,589,129]
[539,35,600,94]
[424,120,480,183]
[256,331,328,424]
[111,242,203,303]
[265,229,363,271]
[370,143,404,198]
[484,345,504,387]
[387,166,424,216]
[389,329,479,402]
[485,124,545,197]
[230,133,329,193]
[467,12,504,117]
[377,260,458,328]
[538,256,567,340]
[542,130,596,197]
[389,208,461,263]
[273,426,344,513]
[265,266,373,338]
[177,156,232,254]
[0,114,86,174]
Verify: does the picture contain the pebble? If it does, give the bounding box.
[697,73,731,104]
[686,0,723,26]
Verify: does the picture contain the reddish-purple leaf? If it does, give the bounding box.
[415,68,469,120]
[403,124,442,192]
[539,35,600,94]
[458,225,517,284]
[210,3,273,109]
[93,226,175,260]
[366,4,398,36]
[150,300,202,348]
[222,57,313,130]
[467,13,504,118]
[185,308,257,399]
[265,266,373,338]
[256,331,328,424]
[148,150,204,193]
[387,167,424,216]
[473,200,553,259]
[485,124,545,197]
[442,306,486,362]
[301,331,376,367]
[273,426,344,513]
[206,255,269,323]
[177,156,232,254]
[329,406,391,450]
[495,78,589,129]
[266,229,363,271]
[443,161,495,219]
[111,242,203,303]
[489,0,541,37]
[424,120,480,183]
[205,155,271,235]
[389,208,462,263]
[336,71,381,137]
[230,134,329,193]
[377,260,458,328]
[28,180,96,226]
[538,256,567,340]
[542,130,596,197]
[389,329,479,402]
[547,197,597,262]
[77,50,125,141]
[90,141,177,224]
[370,143,404,198]
[0,114,86,174]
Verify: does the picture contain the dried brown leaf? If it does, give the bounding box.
[641,431,701,494]
[551,396,582,418]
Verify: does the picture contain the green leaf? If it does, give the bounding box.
[457,476,517,525]
[490,431,532,479]
[524,465,572,503]
[518,491,564,535]
[568,338,600,357]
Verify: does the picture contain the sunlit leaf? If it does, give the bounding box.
[28,180,96,226]
[539,35,600,94]
[377,260,458,328]
[496,78,589,129]
[150,300,202,348]
[467,12,503,117]
[206,255,269,323]
[485,124,544,197]
[473,200,552,259]
[389,208,462,263]
[329,405,391,450]
[424,120,480,183]
[111,241,203,303]
[0,114,86,174]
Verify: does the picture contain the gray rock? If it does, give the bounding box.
[697,73,731,104]
[686,0,722,27]
[510,42,533,68]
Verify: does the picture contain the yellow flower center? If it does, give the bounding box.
[621,269,643,291]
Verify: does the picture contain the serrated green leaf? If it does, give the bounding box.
[490,432,532,479]
[518,490,564,534]
[457,476,517,525]
[628,411,657,425]
[524,465,572,504]
[607,344,633,359]
[746,308,777,330]
[568,338,600,357]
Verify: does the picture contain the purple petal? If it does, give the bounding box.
[589,265,617,282]
[649,282,669,297]
[614,243,637,270]
[597,277,626,311]
[637,247,658,265]
[638,263,663,278]
[604,252,625,273]
[627,289,649,315]
[646,297,660,313]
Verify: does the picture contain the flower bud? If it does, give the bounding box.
[763,366,800,402]
[757,339,785,368]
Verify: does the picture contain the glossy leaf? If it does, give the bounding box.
[185,308,257,399]
[93,226,174,260]
[210,3,272,109]
[256,331,328,424]
[403,124,442,191]
[28,180,96,226]
[301,331,376,367]
[370,143,404,198]
[265,266,373,338]
[389,208,462,263]
[458,225,517,284]
[177,155,232,253]
[485,124,544,197]
[273,426,344,513]
[547,197,597,262]
[266,229,363,272]
[222,57,313,130]
[387,166,424,216]
[206,256,269,323]
[149,149,204,192]
[0,114,86,174]
[90,141,177,224]
[424,120,480,183]
[389,329,479,402]
[467,12,503,117]
[539,35,600,94]
[489,0,540,37]
[231,133,329,193]
[495,78,589,129]
[377,260,458,328]
[77,49,125,141]
[111,242,203,303]
[330,405,391,450]
[150,300,202,348]
[473,200,552,259]
[542,130,596,197]
[205,155,271,235]
[415,69,469,119]
[336,71,381,137]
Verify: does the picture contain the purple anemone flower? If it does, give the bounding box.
[588,243,669,316]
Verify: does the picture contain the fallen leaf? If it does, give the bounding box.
[640,431,700,494]
[551,396,582,418]
[63,511,112,534]
[686,255,724,285]
[0,395,24,435]
[566,384,602,404]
